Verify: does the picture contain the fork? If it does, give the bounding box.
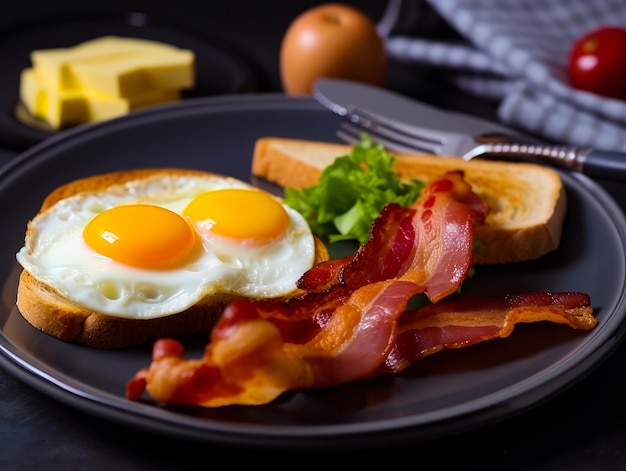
[336,105,626,181]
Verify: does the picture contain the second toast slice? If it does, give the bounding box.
[251,137,567,265]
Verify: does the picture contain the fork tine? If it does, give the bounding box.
[337,122,441,155]
[340,105,493,157]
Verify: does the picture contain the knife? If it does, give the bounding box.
[313,78,626,181]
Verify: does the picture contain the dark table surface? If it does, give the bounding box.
[2,1,626,468]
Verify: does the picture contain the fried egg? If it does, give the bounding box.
[16,173,316,319]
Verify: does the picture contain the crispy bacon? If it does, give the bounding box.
[126,172,596,408]
[128,279,423,406]
[297,170,488,301]
[127,288,595,406]
[377,291,597,376]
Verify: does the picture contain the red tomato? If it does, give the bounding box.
[568,26,626,101]
[280,3,387,95]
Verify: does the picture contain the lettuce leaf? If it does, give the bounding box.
[284,135,424,244]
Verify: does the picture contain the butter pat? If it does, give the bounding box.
[20,68,180,130]
[20,36,195,130]
[20,68,86,129]
[31,36,195,95]
[69,50,194,98]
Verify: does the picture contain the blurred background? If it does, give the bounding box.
[0,1,387,92]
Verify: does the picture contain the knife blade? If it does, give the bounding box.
[313,78,527,140]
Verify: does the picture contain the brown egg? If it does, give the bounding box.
[280,3,388,95]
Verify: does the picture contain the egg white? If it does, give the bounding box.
[16,174,316,319]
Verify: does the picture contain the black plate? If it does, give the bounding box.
[0,12,259,150]
[0,95,625,451]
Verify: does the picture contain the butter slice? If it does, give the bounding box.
[69,50,195,98]
[20,68,86,129]
[31,36,195,96]
[20,68,180,130]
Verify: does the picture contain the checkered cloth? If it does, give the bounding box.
[378,0,626,151]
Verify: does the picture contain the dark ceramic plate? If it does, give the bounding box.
[0,12,259,150]
[0,95,625,451]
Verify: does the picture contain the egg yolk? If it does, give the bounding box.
[183,189,289,243]
[83,204,196,269]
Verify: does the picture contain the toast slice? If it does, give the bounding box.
[251,137,567,265]
[16,168,329,349]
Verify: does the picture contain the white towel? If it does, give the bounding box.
[378,0,626,151]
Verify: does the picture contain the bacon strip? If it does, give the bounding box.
[377,291,597,376]
[297,170,488,301]
[126,172,596,408]
[128,279,422,406]
[127,288,595,406]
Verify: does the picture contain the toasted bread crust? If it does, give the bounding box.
[251,137,567,265]
[16,270,236,348]
[17,168,329,349]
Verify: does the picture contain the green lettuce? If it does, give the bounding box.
[284,135,424,244]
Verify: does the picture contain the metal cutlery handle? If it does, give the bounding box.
[466,142,592,170]
[468,142,626,180]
